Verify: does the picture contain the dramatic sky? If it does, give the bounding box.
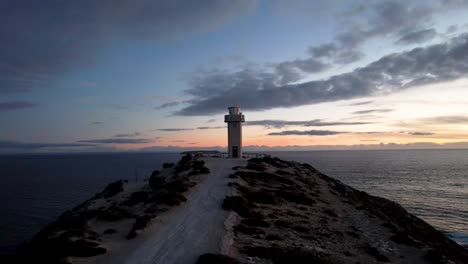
[2,0,468,152]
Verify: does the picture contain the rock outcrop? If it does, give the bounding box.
[220,157,468,264]
[6,155,468,264]
[8,154,210,264]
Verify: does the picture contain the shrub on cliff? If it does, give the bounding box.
[101,180,124,198]
[149,174,165,189]
[175,154,193,173]
[125,191,149,206]
[126,215,153,239]
[162,162,174,168]
[196,253,240,264]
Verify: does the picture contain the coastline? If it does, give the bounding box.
[4,155,468,263]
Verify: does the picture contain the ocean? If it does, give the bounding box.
[0,150,467,254]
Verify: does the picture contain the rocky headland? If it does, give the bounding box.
[5,155,468,264]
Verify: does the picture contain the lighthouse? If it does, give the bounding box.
[224,106,245,158]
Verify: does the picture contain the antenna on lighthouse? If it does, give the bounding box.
[224,106,245,158]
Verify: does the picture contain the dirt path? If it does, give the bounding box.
[116,158,245,264]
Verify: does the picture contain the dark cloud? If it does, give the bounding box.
[268,130,344,136]
[0,101,38,111]
[154,101,181,110]
[246,119,372,128]
[309,43,339,58]
[0,140,94,150]
[447,25,458,33]
[396,29,437,45]
[0,0,257,94]
[274,58,330,84]
[304,1,450,65]
[352,109,393,115]
[408,132,434,135]
[91,121,103,125]
[78,138,152,144]
[422,115,468,124]
[196,126,225,130]
[348,100,374,106]
[113,132,141,138]
[177,33,468,116]
[207,119,217,123]
[157,128,194,132]
[139,141,468,152]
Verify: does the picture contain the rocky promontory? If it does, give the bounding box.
[5,155,468,264]
[214,157,468,264]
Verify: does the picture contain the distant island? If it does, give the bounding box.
[4,154,468,264]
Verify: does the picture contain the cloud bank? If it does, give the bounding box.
[79,138,152,144]
[0,101,38,111]
[268,130,344,136]
[178,33,468,115]
[0,0,257,94]
[0,140,94,150]
[246,119,373,128]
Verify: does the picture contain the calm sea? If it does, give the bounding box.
[0,150,467,254]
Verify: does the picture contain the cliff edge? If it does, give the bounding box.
[5,155,468,264]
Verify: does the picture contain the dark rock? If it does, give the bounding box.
[346,231,360,239]
[96,205,133,221]
[222,196,247,212]
[196,253,240,264]
[424,249,449,264]
[381,222,396,230]
[165,178,192,193]
[69,239,106,257]
[361,244,390,262]
[149,174,165,189]
[274,220,291,229]
[390,232,421,247]
[276,190,315,206]
[125,191,149,206]
[241,218,270,228]
[323,209,338,217]
[101,180,124,198]
[127,215,153,239]
[154,191,187,206]
[59,229,85,239]
[56,211,89,229]
[222,196,261,218]
[275,170,293,176]
[234,224,266,235]
[292,225,309,233]
[301,163,319,173]
[241,246,332,264]
[246,163,267,171]
[103,229,117,235]
[265,234,283,241]
[245,190,277,204]
[175,154,193,173]
[162,163,174,168]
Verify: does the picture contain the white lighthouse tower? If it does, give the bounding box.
[224,106,245,158]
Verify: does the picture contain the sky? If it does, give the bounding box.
[2,0,468,153]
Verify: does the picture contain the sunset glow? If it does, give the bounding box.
[2,1,468,153]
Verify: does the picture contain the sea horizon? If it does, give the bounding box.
[1,149,467,255]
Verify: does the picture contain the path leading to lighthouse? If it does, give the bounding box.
[92,157,246,264]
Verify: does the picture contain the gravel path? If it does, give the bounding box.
[120,158,245,264]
